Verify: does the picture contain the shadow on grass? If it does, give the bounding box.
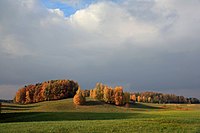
[0,112,140,123]
[2,105,38,108]
[129,102,163,109]
[85,100,104,106]
[1,104,39,111]
[1,108,30,111]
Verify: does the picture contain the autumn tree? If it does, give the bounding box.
[92,88,98,99]
[137,96,141,103]
[130,94,136,103]
[142,96,146,102]
[95,83,104,100]
[25,91,31,104]
[114,86,124,106]
[15,88,26,104]
[103,86,114,103]
[25,85,35,104]
[90,90,93,98]
[73,87,86,105]
[148,97,152,103]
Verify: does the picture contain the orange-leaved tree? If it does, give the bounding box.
[130,94,136,103]
[103,86,114,103]
[137,96,141,102]
[73,87,86,105]
[114,86,124,106]
[15,88,26,104]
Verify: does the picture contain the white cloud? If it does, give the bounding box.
[49,8,65,17]
[68,2,159,45]
[0,0,200,99]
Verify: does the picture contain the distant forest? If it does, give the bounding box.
[13,80,199,104]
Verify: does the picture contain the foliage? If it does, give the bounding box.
[103,86,114,104]
[90,83,128,106]
[81,90,90,97]
[73,87,86,105]
[114,86,124,106]
[130,94,136,102]
[130,91,200,104]
[123,92,130,104]
[0,102,1,113]
[14,79,79,104]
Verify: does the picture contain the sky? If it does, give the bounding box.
[0,0,200,99]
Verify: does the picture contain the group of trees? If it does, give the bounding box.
[14,79,79,104]
[130,92,200,104]
[90,83,130,106]
[13,79,199,105]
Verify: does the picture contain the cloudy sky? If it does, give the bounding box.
[0,0,200,99]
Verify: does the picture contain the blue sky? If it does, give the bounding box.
[41,0,78,16]
[41,0,122,16]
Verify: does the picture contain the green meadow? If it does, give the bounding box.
[0,98,200,133]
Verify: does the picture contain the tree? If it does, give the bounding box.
[92,88,98,99]
[73,87,86,105]
[25,91,32,104]
[95,83,104,100]
[142,96,146,102]
[124,92,130,107]
[114,86,124,106]
[130,94,136,102]
[15,88,26,104]
[90,90,93,98]
[0,102,1,113]
[137,96,141,103]
[148,97,152,103]
[103,86,110,103]
[124,92,130,104]
[103,86,114,103]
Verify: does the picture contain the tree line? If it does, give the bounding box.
[130,92,200,104]
[86,83,199,105]
[14,79,79,104]
[13,80,199,105]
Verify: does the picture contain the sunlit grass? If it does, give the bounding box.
[0,98,200,133]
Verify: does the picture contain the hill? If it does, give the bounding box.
[0,98,200,133]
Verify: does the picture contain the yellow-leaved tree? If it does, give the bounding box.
[114,86,124,106]
[73,87,86,105]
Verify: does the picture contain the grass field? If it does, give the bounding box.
[0,98,200,133]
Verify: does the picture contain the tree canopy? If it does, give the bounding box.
[14,79,79,104]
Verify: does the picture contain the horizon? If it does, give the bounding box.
[0,0,200,99]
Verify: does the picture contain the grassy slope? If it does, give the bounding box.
[0,98,200,133]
